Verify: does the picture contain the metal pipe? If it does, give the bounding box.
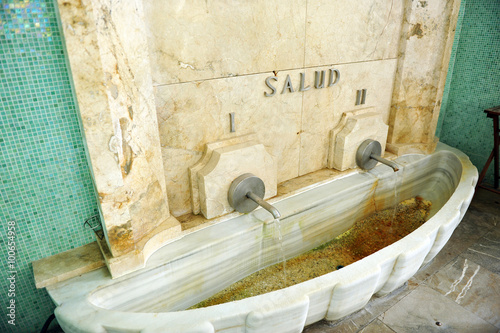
[246,191,281,219]
[370,154,399,172]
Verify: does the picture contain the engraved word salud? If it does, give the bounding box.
[264,68,340,97]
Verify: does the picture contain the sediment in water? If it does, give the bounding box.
[191,196,432,309]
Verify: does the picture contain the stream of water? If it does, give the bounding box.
[389,164,404,233]
[274,218,287,287]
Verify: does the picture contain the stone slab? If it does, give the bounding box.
[462,227,500,275]
[379,286,497,333]
[144,0,306,84]
[189,134,257,215]
[300,60,397,176]
[426,256,500,328]
[33,242,105,289]
[98,216,182,278]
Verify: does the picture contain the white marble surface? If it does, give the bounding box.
[48,144,477,333]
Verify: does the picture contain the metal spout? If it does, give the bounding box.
[228,173,282,220]
[356,139,400,172]
[369,154,399,172]
[246,191,281,219]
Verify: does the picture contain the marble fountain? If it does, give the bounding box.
[47,143,477,332]
[41,1,468,331]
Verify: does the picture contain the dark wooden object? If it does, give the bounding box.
[476,105,500,194]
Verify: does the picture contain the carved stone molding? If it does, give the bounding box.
[328,108,389,171]
[189,134,277,219]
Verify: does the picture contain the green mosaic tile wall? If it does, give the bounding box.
[437,0,500,185]
[0,0,99,332]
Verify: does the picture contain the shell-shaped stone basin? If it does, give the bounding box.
[48,143,477,333]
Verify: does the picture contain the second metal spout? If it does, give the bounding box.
[369,154,399,172]
[356,139,399,172]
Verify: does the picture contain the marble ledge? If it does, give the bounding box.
[34,216,182,286]
[33,242,105,289]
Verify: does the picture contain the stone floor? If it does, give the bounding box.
[303,188,500,333]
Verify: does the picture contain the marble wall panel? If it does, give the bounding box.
[57,0,121,192]
[300,60,397,175]
[305,0,404,66]
[58,0,178,257]
[156,60,396,215]
[388,0,461,150]
[155,71,303,216]
[143,0,306,85]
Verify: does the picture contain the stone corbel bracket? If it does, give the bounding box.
[328,108,389,171]
[97,216,181,278]
[189,134,277,219]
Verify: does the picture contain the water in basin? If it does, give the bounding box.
[192,196,432,308]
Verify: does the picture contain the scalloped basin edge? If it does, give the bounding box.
[48,143,478,333]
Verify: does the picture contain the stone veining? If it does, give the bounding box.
[455,265,480,304]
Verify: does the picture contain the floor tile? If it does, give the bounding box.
[303,319,358,333]
[348,280,419,328]
[359,319,395,333]
[452,207,497,242]
[315,280,419,332]
[470,189,500,218]
[413,240,461,283]
[414,202,498,282]
[425,256,500,328]
[379,285,498,333]
[462,228,500,275]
